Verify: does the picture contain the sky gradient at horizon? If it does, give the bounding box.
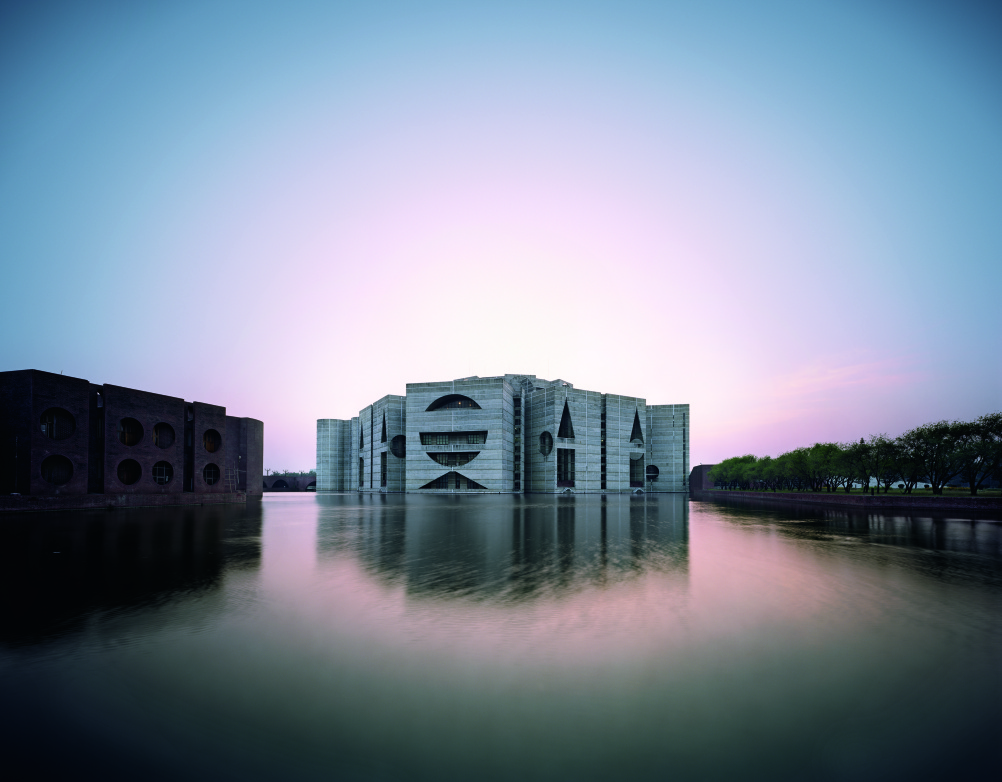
[2,0,999,470]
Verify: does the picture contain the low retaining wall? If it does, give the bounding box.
[0,492,250,514]
[690,489,1002,512]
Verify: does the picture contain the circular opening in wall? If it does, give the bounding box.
[646,465,660,480]
[40,454,73,485]
[203,463,220,485]
[152,461,174,485]
[390,435,406,458]
[39,408,75,440]
[118,418,144,446]
[153,423,175,449]
[539,431,553,456]
[203,429,221,453]
[117,459,142,485]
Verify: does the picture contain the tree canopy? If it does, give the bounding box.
[709,413,1002,496]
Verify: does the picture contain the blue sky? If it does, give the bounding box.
[2,0,999,469]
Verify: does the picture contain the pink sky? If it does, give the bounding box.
[1,1,999,469]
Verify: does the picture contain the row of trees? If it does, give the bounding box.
[710,413,1002,496]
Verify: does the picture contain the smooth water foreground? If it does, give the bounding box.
[1,494,1000,781]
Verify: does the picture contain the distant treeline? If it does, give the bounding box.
[710,413,1002,496]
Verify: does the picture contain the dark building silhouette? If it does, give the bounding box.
[263,474,316,492]
[689,464,716,492]
[0,370,262,500]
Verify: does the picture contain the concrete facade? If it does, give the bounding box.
[317,374,688,494]
[0,369,263,499]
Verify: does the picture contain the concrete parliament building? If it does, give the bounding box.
[317,374,688,494]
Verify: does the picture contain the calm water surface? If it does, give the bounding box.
[1,494,1000,781]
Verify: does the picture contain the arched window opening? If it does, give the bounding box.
[425,394,482,411]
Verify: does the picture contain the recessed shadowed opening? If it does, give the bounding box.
[203,429,221,453]
[118,418,144,446]
[390,435,406,458]
[152,461,174,485]
[272,479,289,489]
[202,463,220,485]
[117,459,141,485]
[539,431,553,456]
[40,455,73,485]
[426,395,482,411]
[419,471,488,490]
[419,431,487,446]
[153,423,175,449]
[39,408,75,440]
[646,465,660,481]
[427,451,480,467]
[630,455,645,488]
[557,448,575,487]
[630,410,644,444]
[558,401,575,439]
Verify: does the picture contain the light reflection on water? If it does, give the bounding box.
[1,494,1000,781]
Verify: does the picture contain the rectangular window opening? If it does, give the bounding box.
[557,448,575,488]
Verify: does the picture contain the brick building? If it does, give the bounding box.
[0,370,262,499]
[317,374,688,494]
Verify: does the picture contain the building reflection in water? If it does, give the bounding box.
[701,496,1002,586]
[315,494,688,601]
[702,496,1002,557]
[0,501,262,646]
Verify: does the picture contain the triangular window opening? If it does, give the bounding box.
[558,400,575,439]
[381,413,387,443]
[359,427,364,449]
[630,410,644,444]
